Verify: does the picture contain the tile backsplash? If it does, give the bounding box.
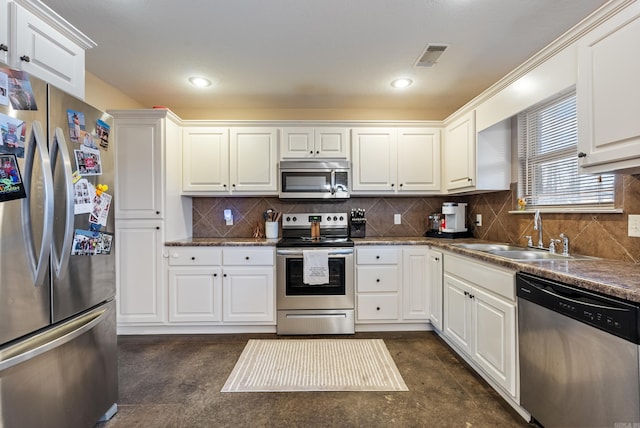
[192,174,640,263]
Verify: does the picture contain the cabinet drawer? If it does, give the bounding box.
[356,266,399,292]
[223,247,274,266]
[357,295,399,320]
[444,253,515,301]
[168,247,222,266]
[357,247,400,265]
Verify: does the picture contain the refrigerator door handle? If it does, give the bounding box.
[21,121,54,286]
[0,304,107,372]
[50,127,75,279]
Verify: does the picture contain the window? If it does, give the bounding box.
[518,90,615,210]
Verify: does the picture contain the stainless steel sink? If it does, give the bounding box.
[452,243,526,252]
[453,242,597,261]
[487,250,578,260]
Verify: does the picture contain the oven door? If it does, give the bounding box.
[276,248,354,310]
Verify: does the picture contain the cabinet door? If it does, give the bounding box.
[168,267,222,322]
[182,127,229,192]
[397,128,441,192]
[402,247,429,320]
[314,127,349,159]
[443,273,472,354]
[115,221,164,324]
[471,286,517,397]
[445,111,476,191]
[281,127,314,159]
[12,3,86,98]
[577,2,640,173]
[0,0,7,65]
[428,250,443,331]
[114,117,163,219]
[222,267,275,323]
[230,127,278,193]
[351,128,397,192]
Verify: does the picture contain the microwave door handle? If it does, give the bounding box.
[330,170,336,195]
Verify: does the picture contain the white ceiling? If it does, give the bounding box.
[41,0,609,119]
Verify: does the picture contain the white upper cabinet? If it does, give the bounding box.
[444,111,476,191]
[281,127,349,159]
[230,127,278,193]
[444,111,510,193]
[577,1,640,174]
[0,0,8,64]
[352,127,440,194]
[182,127,229,193]
[9,1,95,98]
[182,126,278,195]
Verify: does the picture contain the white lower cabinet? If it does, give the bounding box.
[356,246,430,325]
[443,252,517,399]
[166,246,275,326]
[428,250,443,331]
[116,221,165,325]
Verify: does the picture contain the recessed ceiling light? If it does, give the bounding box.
[391,78,412,89]
[188,76,212,87]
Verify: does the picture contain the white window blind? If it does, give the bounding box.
[518,91,615,208]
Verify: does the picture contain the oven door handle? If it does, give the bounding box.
[276,248,354,256]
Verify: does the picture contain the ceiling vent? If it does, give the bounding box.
[415,44,449,68]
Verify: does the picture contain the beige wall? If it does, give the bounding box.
[84,72,145,112]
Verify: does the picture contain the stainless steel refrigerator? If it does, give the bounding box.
[0,67,117,427]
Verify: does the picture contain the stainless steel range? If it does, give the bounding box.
[276,212,355,335]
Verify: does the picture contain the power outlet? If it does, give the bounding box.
[629,214,640,237]
[476,214,483,227]
[394,214,402,225]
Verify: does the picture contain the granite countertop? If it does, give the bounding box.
[165,237,278,247]
[166,236,640,303]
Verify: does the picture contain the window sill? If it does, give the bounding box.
[508,208,623,214]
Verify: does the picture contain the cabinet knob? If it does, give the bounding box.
[20,55,30,62]
[309,150,314,154]
[434,257,440,262]
[156,226,160,230]
[316,151,319,154]
[467,178,473,182]
[223,273,227,277]
[213,273,218,277]
[376,278,380,283]
[391,183,395,187]
[223,184,227,188]
[399,183,403,187]
[245,256,250,260]
[578,152,587,158]
[156,211,160,215]
[191,256,196,260]
[376,255,380,259]
[464,291,469,296]
[0,44,7,52]
[376,307,381,311]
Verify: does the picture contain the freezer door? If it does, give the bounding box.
[0,71,53,345]
[0,300,118,428]
[48,85,116,322]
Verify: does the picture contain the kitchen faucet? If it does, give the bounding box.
[533,210,544,249]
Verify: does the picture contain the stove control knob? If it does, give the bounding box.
[339,216,344,221]
[292,216,297,222]
[333,216,337,221]
[327,216,331,221]
[286,217,291,222]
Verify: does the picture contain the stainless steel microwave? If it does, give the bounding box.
[279,160,350,199]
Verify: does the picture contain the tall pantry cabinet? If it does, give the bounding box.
[110,109,191,332]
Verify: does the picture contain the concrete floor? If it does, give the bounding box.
[95,331,530,428]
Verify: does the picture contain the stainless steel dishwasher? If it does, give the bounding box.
[517,272,640,428]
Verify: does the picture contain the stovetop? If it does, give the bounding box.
[277,212,353,247]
